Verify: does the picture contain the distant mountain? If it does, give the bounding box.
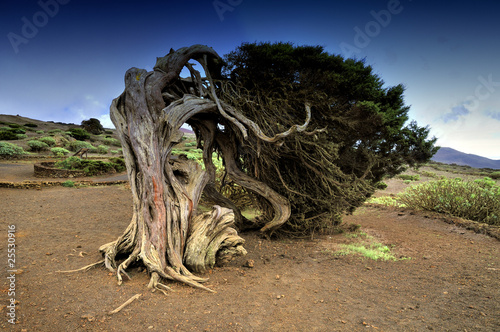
[180,127,194,134]
[431,147,500,169]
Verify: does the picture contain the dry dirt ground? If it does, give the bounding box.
[0,161,499,331]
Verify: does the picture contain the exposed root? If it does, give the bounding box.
[148,272,174,295]
[107,293,142,315]
[55,260,104,273]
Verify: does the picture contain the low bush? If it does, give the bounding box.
[367,196,404,207]
[5,127,26,134]
[419,170,438,178]
[0,130,19,140]
[67,140,94,152]
[27,140,49,152]
[0,142,26,156]
[24,123,38,128]
[48,129,63,135]
[97,145,109,154]
[398,177,500,225]
[398,174,420,181]
[102,137,121,147]
[8,123,22,129]
[62,180,75,187]
[68,128,90,140]
[38,136,56,146]
[374,182,388,190]
[490,171,500,179]
[36,130,44,134]
[51,147,70,157]
[16,134,28,139]
[55,156,126,176]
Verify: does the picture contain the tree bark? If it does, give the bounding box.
[99,45,312,292]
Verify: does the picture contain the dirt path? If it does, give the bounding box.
[0,165,499,331]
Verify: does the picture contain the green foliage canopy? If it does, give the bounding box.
[221,42,438,234]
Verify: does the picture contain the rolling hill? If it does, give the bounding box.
[432,147,500,169]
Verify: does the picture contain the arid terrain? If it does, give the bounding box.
[0,159,499,332]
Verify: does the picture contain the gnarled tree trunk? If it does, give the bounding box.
[99,45,312,292]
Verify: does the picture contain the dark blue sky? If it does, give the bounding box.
[1,0,499,158]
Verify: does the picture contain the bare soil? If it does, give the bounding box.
[0,161,499,331]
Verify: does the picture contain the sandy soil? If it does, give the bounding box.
[0,162,499,331]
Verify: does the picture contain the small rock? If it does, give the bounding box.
[81,314,95,322]
[243,259,254,268]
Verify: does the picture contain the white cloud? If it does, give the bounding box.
[432,110,500,159]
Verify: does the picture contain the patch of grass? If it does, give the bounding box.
[336,243,397,261]
[366,196,405,208]
[61,180,75,187]
[398,174,420,181]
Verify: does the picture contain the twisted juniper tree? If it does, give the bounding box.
[98,45,315,292]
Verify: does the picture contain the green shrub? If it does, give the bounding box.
[97,145,109,154]
[67,140,94,152]
[38,136,56,146]
[102,137,121,147]
[184,142,197,147]
[374,182,388,190]
[109,157,126,172]
[367,196,405,207]
[398,177,500,225]
[490,171,500,180]
[0,130,18,140]
[420,170,437,178]
[16,134,28,139]
[24,123,38,128]
[51,147,70,157]
[110,148,122,155]
[48,129,63,135]
[27,140,49,152]
[0,142,26,155]
[36,130,44,134]
[7,127,26,134]
[55,156,125,176]
[398,174,420,181]
[8,123,22,129]
[62,180,75,187]
[68,128,90,140]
